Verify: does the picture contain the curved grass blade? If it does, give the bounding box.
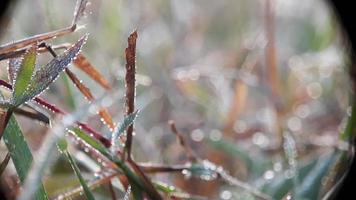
[68,128,162,200]
[3,115,48,200]
[57,139,95,200]
[14,34,88,107]
[12,46,37,103]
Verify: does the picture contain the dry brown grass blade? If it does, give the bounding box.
[265,0,284,148]
[0,43,71,61]
[223,80,247,137]
[64,68,115,129]
[124,30,138,161]
[265,0,279,99]
[98,108,115,130]
[65,68,94,101]
[0,0,87,55]
[73,54,111,90]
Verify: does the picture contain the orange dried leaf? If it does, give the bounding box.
[65,68,94,101]
[98,108,115,130]
[73,54,111,90]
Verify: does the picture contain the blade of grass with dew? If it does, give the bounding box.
[73,54,111,90]
[111,110,139,152]
[207,138,268,176]
[8,58,21,83]
[12,46,37,104]
[3,116,48,200]
[282,132,298,197]
[14,34,88,107]
[68,129,143,193]
[57,139,95,200]
[295,151,339,199]
[340,96,356,142]
[260,158,318,200]
[68,128,155,199]
[0,91,48,199]
[319,95,356,199]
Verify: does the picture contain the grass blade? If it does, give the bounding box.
[14,34,88,107]
[58,139,96,200]
[295,151,339,199]
[68,128,162,200]
[65,67,115,129]
[12,46,37,103]
[8,58,22,83]
[3,115,48,200]
[73,54,111,90]
[111,110,139,151]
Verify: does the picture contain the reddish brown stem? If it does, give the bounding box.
[124,31,138,161]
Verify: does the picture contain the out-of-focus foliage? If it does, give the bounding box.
[0,0,351,199]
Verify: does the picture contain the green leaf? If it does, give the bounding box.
[112,110,139,146]
[207,138,268,176]
[13,34,88,107]
[12,46,37,102]
[261,158,318,200]
[57,138,68,152]
[64,149,95,200]
[295,151,339,200]
[3,115,48,200]
[68,128,148,199]
[340,96,356,141]
[117,110,139,137]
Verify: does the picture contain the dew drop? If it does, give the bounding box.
[263,170,275,180]
[220,190,232,200]
[191,129,204,142]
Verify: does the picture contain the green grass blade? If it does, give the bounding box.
[295,151,339,199]
[12,46,37,102]
[14,34,88,107]
[340,96,356,141]
[68,128,149,199]
[58,139,95,200]
[111,110,139,151]
[3,115,48,200]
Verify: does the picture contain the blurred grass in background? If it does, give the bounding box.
[0,0,351,199]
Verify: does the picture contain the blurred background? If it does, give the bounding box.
[0,0,351,199]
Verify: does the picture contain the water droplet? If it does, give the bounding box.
[295,104,310,118]
[182,169,191,179]
[273,162,282,172]
[263,170,275,180]
[252,132,269,148]
[287,116,301,132]
[209,129,222,141]
[220,190,232,200]
[191,129,204,142]
[307,82,322,99]
[233,120,247,133]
